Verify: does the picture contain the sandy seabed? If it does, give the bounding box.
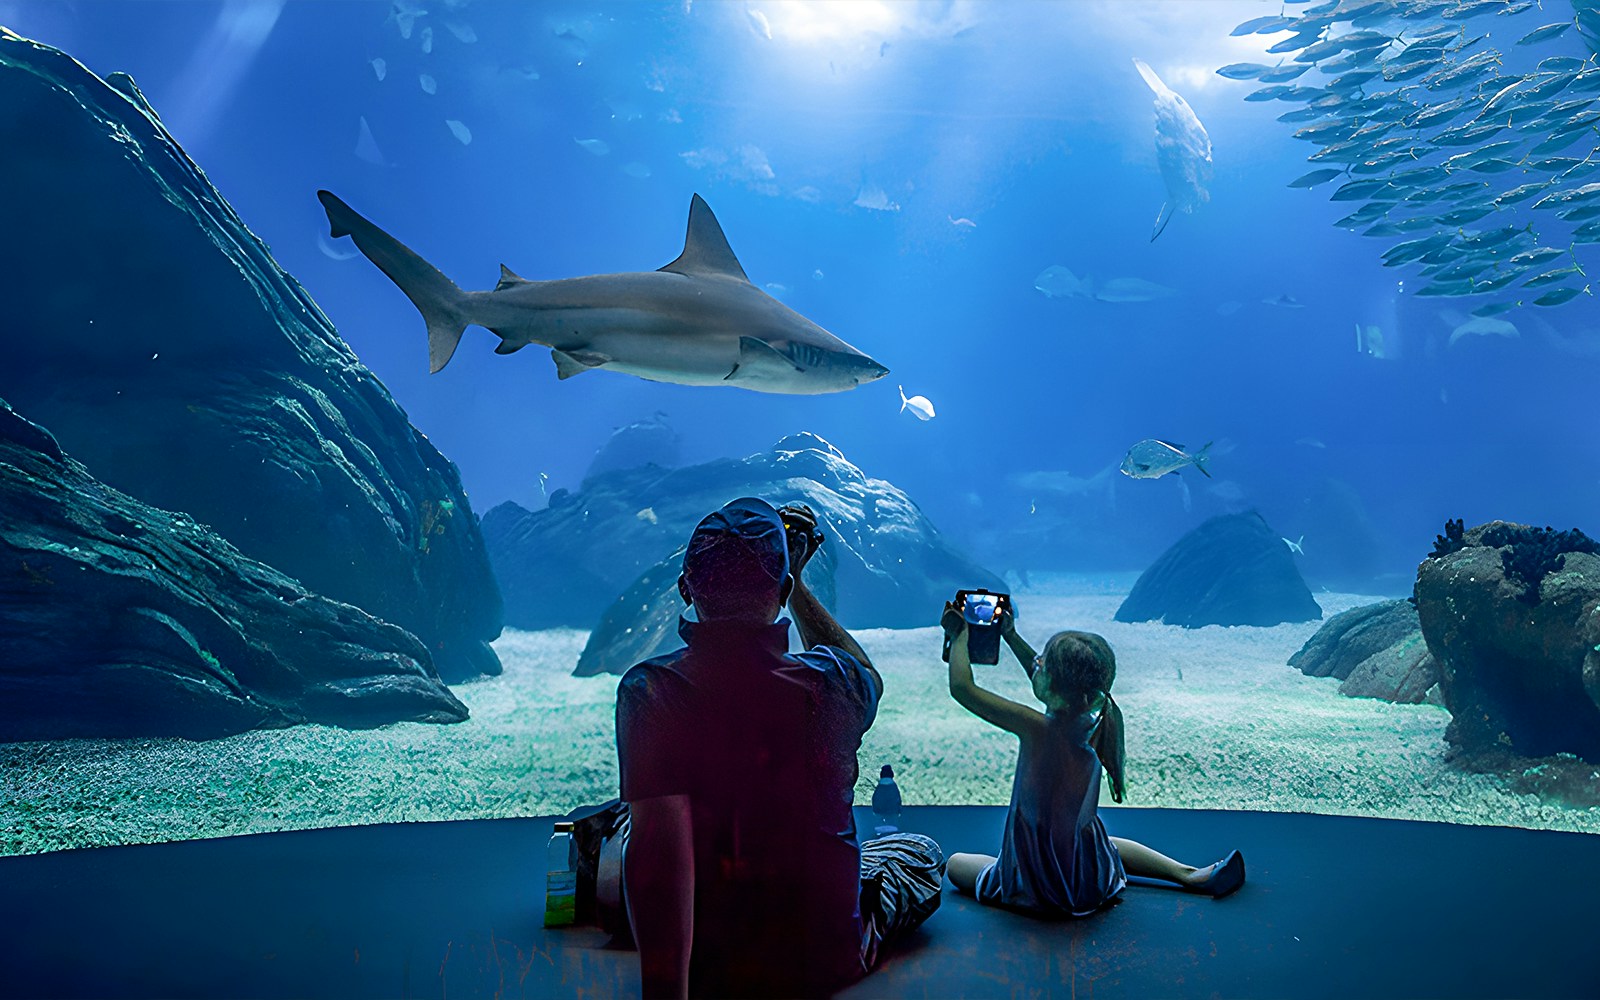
[5,577,1598,857]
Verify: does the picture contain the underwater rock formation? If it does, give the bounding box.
[1114,512,1322,628]
[1289,600,1440,704]
[1415,519,1600,762]
[583,412,682,483]
[0,398,468,742]
[483,432,1003,632]
[0,31,501,681]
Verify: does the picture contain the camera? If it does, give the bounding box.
[779,505,824,556]
[942,588,1011,665]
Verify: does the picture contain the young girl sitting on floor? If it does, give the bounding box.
[942,603,1244,915]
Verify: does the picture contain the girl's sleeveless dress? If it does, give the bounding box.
[974,708,1127,917]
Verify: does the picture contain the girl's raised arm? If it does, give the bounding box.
[946,611,1047,740]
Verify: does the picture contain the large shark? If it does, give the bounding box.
[317,190,889,394]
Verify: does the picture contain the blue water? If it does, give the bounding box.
[8,0,1597,584]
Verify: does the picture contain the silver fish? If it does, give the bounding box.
[1247,84,1297,101]
[1232,14,1296,35]
[1288,168,1346,188]
[1260,63,1313,82]
[1268,31,1325,55]
[1523,264,1586,288]
[1559,203,1600,222]
[1120,440,1212,480]
[1531,182,1600,209]
[1517,22,1573,46]
[1533,284,1590,305]
[1495,180,1555,206]
[1218,62,1273,80]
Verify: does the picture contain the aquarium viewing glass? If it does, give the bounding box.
[3,0,1599,860]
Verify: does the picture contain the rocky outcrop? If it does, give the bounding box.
[1288,600,1440,704]
[584,412,681,483]
[484,433,1003,632]
[0,398,468,742]
[0,29,500,682]
[1416,519,1600,761]
[1114,511,1322,628]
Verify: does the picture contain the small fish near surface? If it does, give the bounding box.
[898,385,935,421]
[318,191,889,394]
[1120,439,1212,480]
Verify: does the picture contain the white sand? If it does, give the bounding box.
[4,579,1597,857]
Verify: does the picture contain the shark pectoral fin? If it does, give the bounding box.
[495,264,531,291]
[658,194,752,282]
[725,336,802,381]
[551,348,610,379]
[493,339,524,355]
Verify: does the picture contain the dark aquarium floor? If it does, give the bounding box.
[1,805,1594,999]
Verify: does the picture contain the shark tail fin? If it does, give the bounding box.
[317,190,469,373]
[1193,441,1213,478]
[1151,202,1175,242]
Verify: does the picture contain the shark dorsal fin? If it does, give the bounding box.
[659,194,750,282]
[496,264,530,292]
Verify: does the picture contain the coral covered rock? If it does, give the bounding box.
[0,398,468,742]
[483,432,1003,631]
[1415,519,1600,761]
[0,30,500,681]
[1114,511,1322,628]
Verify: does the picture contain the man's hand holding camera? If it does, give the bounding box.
[778,502,823,576]
[777,501,881,695]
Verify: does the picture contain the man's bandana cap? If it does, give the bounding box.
[682,497,790,585]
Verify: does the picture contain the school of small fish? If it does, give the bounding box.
[1222,0,1600,317]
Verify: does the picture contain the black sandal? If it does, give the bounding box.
[1190,850,1245,898]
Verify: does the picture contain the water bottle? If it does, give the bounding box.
[544,821,577,928]
[871,764,901,836]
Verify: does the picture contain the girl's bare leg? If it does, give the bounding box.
[1108,836,1210,887]
[946,852,996,895]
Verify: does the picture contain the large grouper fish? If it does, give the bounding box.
[317,190,889,394]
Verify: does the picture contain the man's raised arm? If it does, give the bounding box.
[780,504,882,697]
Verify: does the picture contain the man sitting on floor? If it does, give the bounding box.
[614,497,945,999]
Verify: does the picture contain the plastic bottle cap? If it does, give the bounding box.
[880,764,894,778]
[553,821,574,832]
